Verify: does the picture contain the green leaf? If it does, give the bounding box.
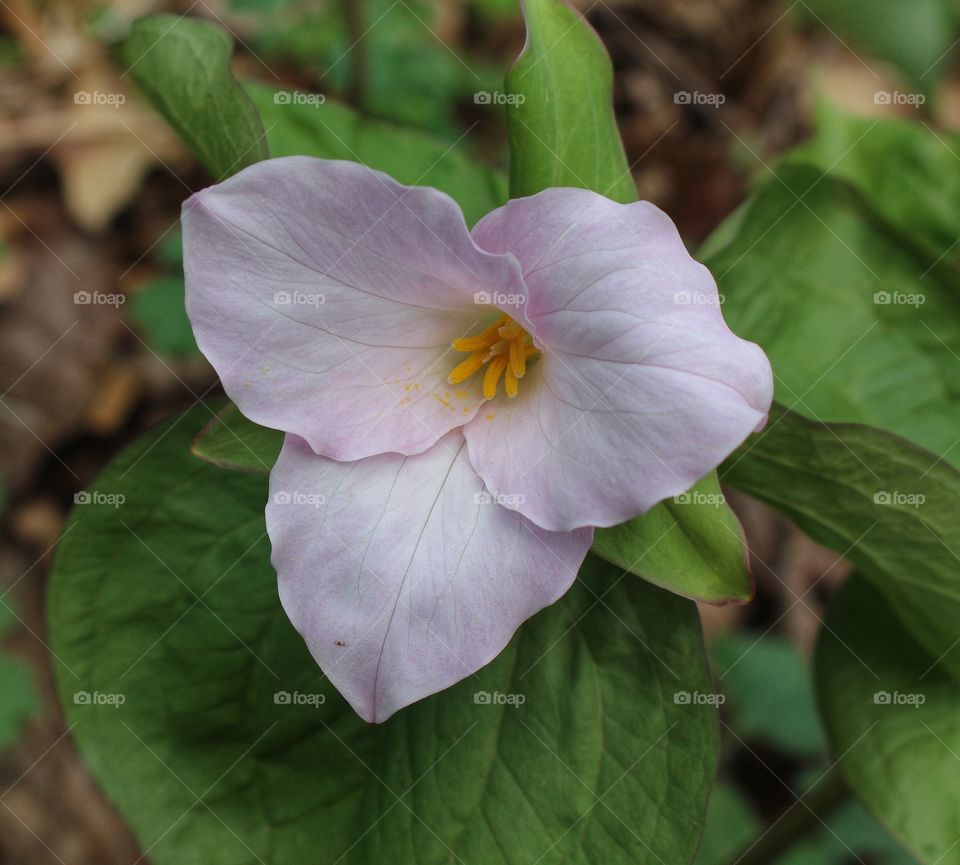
[797,0,958,88]
[785,103,960,267]
[708,165,960,466]
[594,473,752,604]
[50,404,718,865]
[191,401,282,473]
[0,603,40,750]
[119,15,269,180]
[245,82,507,226]
[816,575,960,865]
[711,632,826,757]
[694,783,761,865]
[128,276,199,359]
[505,0,635,202]
[723,403,960,682]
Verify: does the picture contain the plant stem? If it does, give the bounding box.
[729,770,852,865]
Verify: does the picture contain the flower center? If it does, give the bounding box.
[447,314,538,399]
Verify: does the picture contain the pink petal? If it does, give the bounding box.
[466,188,773,532]
[183,156,526,460]
[267,430,593,723]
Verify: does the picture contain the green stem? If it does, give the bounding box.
[729,770,852,865]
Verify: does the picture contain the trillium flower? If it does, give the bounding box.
[182,156,773,722]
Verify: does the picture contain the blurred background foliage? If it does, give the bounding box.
[2,0,960,862]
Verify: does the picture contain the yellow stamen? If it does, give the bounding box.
[482,355,508,399]
[450,316,507,352]
[504,366,519,398]
[446,314,540,398]
[448,350,486,385]
[508,338,526,379]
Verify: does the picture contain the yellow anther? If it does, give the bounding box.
[447,314,539,398]
[448,350,486,385]
[482,355,508,400]
[504,366,519,398]
[508,338,527,379]
[450,316,507,352]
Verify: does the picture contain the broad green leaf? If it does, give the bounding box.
[797,0,958,88]
[505,0,635,202]
[119,16,269,180]
[246,82,507,226]
[707,165,960,466]
[816,575,960,865]
[722,403,960,682]
[594,473,752,604]
[50,404,718,865]
[191,401,281,473]
[785,103,960,267]
[711,632,826,757]
[694,784,761,865]
[0,603,40,749]
[128,276,199,359]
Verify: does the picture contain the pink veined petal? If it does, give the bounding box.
[266,430,593,723]
[466,187,773,533]
[182,156,526,461]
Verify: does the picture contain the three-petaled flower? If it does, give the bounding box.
[183,156,772,722]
